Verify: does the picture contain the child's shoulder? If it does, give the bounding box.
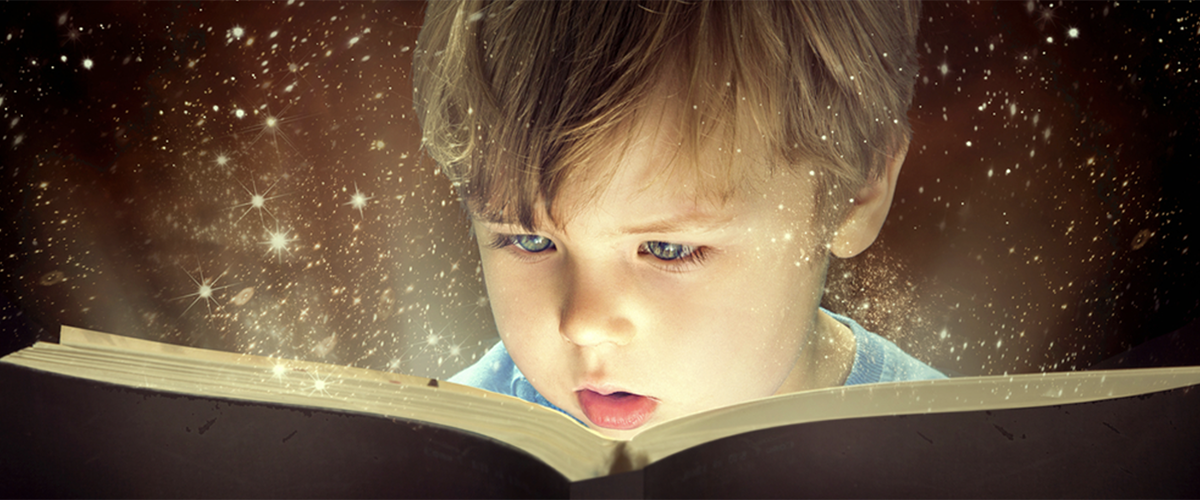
[447,341,518,392]
[824,309,947,384]
[447,341,579,420]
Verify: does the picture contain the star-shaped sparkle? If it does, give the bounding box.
[174,265,235,316]
[233,178,285,225]
[344,183,372,218]
[262,226,297,262]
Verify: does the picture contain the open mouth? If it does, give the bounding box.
[576,389,658,430]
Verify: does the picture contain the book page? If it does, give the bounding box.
[8,327,623,482]
[628,366,1200,468]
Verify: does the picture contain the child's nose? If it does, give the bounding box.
[558,260,635,347]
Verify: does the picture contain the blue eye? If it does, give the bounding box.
[641,241,695,261]
[511,234,555,253]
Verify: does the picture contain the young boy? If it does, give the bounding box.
[413,0,944,439]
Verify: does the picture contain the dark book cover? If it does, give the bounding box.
[5,359,1199,499]
[0,363,570,499]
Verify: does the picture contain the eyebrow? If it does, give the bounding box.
[470,214,537,228]
[618,211,736,235]
[471,210,735,235]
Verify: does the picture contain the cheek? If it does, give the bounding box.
[479,256,522,332]
[478,253,556,347]
[681,245,820,381]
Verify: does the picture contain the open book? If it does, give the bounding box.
[3,326,1200,498]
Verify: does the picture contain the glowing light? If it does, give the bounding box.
[271,363,289,381]
[82,58,93,70]
[303,370,335,397]
[262,226,297,262]
[238,101,302,155]
[233,178,284,225]
[1067,27,1079,38]
[174,265,234,316]
[1035,6,1057,29]
[345,183,372,218]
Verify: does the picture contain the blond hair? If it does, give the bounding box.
[413,0,920,230]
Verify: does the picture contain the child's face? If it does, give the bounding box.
[471,109,853,439]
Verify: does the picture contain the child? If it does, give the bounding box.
[413,0,944,438]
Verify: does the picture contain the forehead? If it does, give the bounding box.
[566,93,803,221]
[493,123,815,239]
[468,79,812,232]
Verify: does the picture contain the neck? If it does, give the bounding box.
[774,309,857,395]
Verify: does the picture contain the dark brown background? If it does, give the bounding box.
[1,1,1197,379]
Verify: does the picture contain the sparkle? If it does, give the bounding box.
[232,178,284,225]
[280,51,316,92]
[81,58,93,70]
[1067,27,1079,39]
[345,183,372,218]
[445,338,468,362]
[173,265,235,316]
[303,370,335,397]
[262,225,297,262]
[270,362,289,381]
[236,100,305,156]
[1035,5,1058,30]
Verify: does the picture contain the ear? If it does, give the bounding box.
[830,141,909,259]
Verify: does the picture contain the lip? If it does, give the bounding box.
[575,387,658,430]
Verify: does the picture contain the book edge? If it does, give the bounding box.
[6,326,622,482]
[627,365,1200,468]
